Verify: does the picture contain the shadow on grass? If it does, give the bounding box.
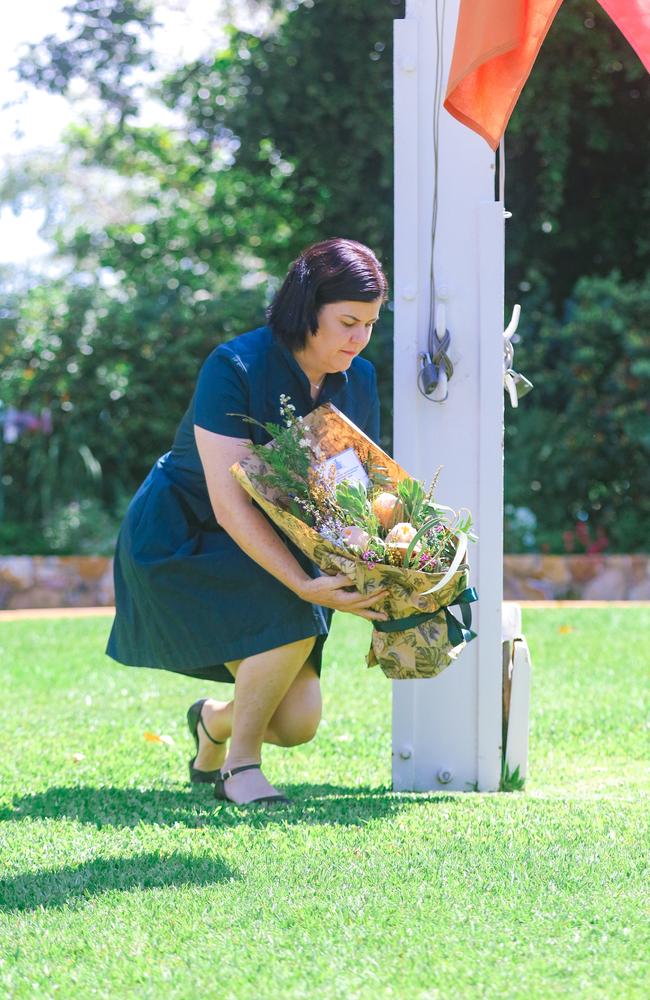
[0,782,460,830]
[0,851,235,912]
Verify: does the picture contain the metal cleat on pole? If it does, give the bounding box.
[503,303,534,408]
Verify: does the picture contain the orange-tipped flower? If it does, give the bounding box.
[340,525,371,549]
[372,492,404,530]
[385,522,418,546]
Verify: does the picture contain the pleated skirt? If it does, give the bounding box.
[105,462,332,684]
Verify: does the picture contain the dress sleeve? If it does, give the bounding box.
[364,364,381,445]
[193,346,251,439]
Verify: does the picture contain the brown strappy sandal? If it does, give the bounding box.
[214,762,290,806]
[186,698,226,784]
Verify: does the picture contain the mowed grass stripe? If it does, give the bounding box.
[0,608,648,999]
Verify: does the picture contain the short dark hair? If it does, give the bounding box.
[267,237,389,350]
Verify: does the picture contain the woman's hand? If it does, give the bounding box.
[194,428,390,621]
[296,573,389,622]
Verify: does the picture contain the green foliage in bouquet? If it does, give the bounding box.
[403,516,443,569]
[229,395,313,520]
[334,481,380,537]
[396,476,437,524]
[233,394,477,576]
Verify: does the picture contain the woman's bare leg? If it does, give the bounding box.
[191,649,322,775]
[265,659,322,747]
[211,636,316,803]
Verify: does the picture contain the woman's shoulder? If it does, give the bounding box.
[207,325,274,368]
[195,326,275,392]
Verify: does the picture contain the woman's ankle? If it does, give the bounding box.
[222,754,262,775]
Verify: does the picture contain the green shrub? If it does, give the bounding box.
[505,271,650,552]
[41,495,129,556]
[0,520,50,556]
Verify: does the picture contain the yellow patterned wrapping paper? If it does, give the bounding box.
[230,403,473,680]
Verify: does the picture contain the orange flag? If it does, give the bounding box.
[444,0,564,150]
[595,1,650,72]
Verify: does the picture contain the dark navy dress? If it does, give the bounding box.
[105,324,380,684]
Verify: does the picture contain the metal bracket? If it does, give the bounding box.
[503,304,533,407]
[418,299,454,401]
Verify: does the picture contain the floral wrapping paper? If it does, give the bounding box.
[230,403,475,680]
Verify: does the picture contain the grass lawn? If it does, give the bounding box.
[0,607,648,999]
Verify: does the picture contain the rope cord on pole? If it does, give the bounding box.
[417,0,454,402]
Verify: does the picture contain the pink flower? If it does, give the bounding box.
[341,525,371,549]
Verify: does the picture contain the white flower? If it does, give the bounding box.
[386,522,419,545]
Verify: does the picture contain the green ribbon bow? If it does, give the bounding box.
[373,586,479,646]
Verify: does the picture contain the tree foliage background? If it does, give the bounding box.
[0,0,648,554]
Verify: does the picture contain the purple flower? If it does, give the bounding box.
[2,406,53,443]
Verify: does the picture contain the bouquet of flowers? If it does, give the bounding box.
[229,396,479,679]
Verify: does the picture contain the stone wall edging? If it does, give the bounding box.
[1,553,650,609]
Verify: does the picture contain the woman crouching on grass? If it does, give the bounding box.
[106,237,389,806]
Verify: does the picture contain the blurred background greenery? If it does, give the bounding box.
[0,0,648,556]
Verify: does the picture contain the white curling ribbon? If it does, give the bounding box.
[419,531,467,597]
[421,530,468,595]
[419,505,472,596]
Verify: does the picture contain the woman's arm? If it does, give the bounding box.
[195,425,313,594]
[194,426,388,621]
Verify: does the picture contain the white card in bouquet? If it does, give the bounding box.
[323,448,370,488]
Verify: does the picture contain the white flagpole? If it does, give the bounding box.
[392,0,504,792]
